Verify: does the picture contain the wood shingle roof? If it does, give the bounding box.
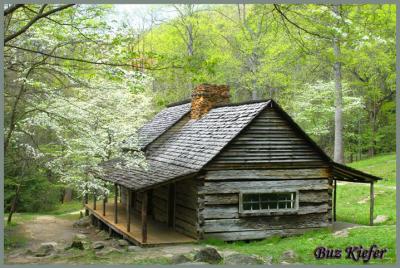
[138,103,191,149]
[98,101,271,190]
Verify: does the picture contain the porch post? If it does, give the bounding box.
[333,179,337,222]
[127,190,132,232]
[114,183,118,224]
[370,181,374,226]
[103,196,107,216]
[93,191,97,210]
[141,191,148,243]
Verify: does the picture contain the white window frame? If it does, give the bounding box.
[238,190,299,216]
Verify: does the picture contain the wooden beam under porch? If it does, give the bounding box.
[85,200,196,247]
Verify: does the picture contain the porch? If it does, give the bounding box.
[331,162,381,226]
[85,198,196,247]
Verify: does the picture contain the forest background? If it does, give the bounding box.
[3,4,396,217]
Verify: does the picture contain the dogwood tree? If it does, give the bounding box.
[4,4,156,218]
[11,68,153,198]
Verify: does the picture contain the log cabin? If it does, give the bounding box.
[86,84,381,246]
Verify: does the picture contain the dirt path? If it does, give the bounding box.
[5,214,202,264]
[5,214,98,264]
[22,215,78,248]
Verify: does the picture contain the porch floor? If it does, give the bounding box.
[85,201,196,247]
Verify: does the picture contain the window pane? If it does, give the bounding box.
[260,201,269,209]
[278,201,288,209]
[243,203,252,210]
[242,192,296,212]
[268,201,278,209]
[251,203,260,210]
[243,194,259,202]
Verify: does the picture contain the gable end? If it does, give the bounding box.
[206,100,331,169]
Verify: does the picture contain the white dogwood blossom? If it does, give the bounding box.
[12,67,154,197]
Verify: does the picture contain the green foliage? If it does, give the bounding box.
[47,200,84,215]
[5,175,63,213]
[132,4,395,159]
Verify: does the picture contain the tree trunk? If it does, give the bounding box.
[63,188,73,203]
[7,184,21,225]
[368,108,377,157]
[332,5,344,164]
[251,88,259,100]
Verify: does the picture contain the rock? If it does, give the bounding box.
[25,249,34,255]
[171,254,192,264]
[34,242,57,257]
[117,239,129,247]
[73,216,91,228]
[224,253,264,265]
[220,250,238,258]
[95,247,123,256]
[193,247,222,264]
[97,230,107,235]
[92,241,106,250]
[127,245,142,252]
[333,229,349,238]
[66,240,84,250]
[262,255,273,265]
[74,234,87,240]
[374,215,388,224]
[280,250,297,263]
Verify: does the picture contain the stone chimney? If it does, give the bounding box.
[191,84,230,119]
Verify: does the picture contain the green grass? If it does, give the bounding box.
[336,183,396,225]
[348,153,396,186]
[4,215,30,251]
[206,225,396,264]
[337,153,396,225]
[4,223,27,250]
[47,200,85,215]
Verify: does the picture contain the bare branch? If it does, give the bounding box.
[4,4,75,44]
[273,4,330,40]
[4,4,25,16]
[6,44,182,70]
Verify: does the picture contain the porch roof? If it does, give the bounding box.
[97,159,197,191]
[331,162,381,183]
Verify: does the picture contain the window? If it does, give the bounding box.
[239,191,298,215]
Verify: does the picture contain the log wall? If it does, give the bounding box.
[121,180,199,239]
[207,106,327,170]
[198,169,332,241]
[174,177,199,238]
[152,185,169,224]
